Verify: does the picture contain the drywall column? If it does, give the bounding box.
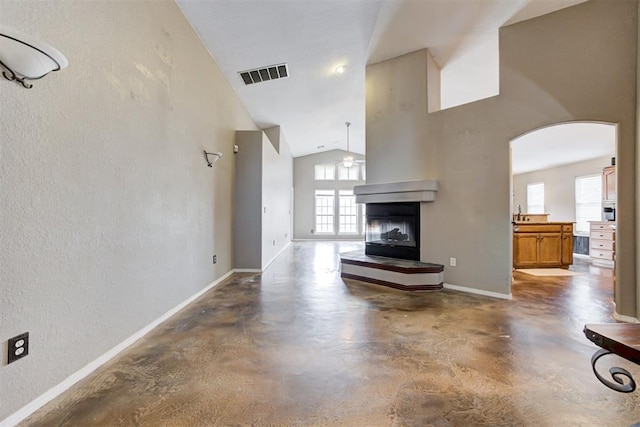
[234,131,263,270]
[234,130,293,270]
[366,49,439,184]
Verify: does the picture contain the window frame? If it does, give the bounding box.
[314,164,335,181]
[575,174,603,233]
[314,189,336,234]
[527,182,545,214]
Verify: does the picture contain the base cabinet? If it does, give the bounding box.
[513,223,574,268]
[589,221,615,267]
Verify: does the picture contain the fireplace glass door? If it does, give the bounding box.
[365,202,420,260]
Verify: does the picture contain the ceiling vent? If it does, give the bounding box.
[239,63,289,85]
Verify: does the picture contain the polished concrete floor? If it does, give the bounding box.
[22,242,640,426]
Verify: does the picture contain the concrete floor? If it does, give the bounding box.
[22,241,640,426]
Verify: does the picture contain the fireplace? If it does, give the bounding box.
[365,202,420,260]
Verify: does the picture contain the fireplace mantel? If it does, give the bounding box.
[354,180,438,204]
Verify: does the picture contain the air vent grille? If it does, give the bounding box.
[239,63,289,85]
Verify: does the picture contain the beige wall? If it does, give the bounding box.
[261,129,294,268]
[513,156,613,224]
[1,0,258,420]
[293,150,366,240]
[366,1,637,301]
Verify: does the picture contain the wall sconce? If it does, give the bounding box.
[204,151,222,167]
[0,25,68,89]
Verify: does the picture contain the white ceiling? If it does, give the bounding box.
[512,122,616,175]
[176,0,589,167]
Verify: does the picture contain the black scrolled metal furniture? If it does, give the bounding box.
[590,348,636,393]
[584,323,640,393]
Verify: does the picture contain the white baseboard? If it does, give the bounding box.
[0,271,234,427]
[262,241,291,271]
[233,268,262,273]
[443,283,512,300]
[613,311,640,324]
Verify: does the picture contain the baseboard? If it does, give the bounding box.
[262,241,291,271]
[443,283,512,300]
[0,270,234,427]
[612,310,640,324]
[233,268,262,273]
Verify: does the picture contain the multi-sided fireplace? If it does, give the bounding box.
[365,202,420,260]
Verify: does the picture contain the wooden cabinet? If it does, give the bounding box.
[603,165,616,202]
[590,221,615,267]
[513,223,574,268]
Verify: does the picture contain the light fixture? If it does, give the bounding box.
[342,122,354,168]
[335,64,347,74]
[204,151,223,167]
[0,25,68,89]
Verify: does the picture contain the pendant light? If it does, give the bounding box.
[342,121,354,168]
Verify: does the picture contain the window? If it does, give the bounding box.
[315,164,335,180]
[315,190,335,233]
[527,182,544,214]
[338,190,357,234]
[338,164,359,181]
[575,174,602,233]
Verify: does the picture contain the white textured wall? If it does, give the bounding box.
[366,0,637,299]
[513,156,613,223]
[0,0,257,420]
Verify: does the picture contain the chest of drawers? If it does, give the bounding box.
[589,221,615,267]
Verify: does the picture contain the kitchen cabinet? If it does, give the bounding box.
[513,223,574,268]
[590,221,615,267]
[603,165,616,202]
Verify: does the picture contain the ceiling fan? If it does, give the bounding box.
[338,121,365,168]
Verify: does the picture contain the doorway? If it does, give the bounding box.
[510,121,617,285]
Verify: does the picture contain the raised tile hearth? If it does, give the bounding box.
[340,250,444,291]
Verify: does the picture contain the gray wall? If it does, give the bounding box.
[234,130,293,269]
[1,0,258,420]
[293,150,366,240]
[234,131,263,269]
[513,156,613,224]
[366,0,637,302]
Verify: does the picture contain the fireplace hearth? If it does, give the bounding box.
[365,202,419,260]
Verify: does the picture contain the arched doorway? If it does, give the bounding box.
[510,121,617,298]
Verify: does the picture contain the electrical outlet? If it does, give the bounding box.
[8,332,29,364]
[449,257,457,267]
[213,255,217,264]
[273,240,276,246]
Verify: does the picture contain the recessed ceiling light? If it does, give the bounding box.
[335,65,347,74]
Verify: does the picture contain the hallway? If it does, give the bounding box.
[22,242,640,426]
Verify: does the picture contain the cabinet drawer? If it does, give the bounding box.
[591,231,614,241]
[590,223,615,231]
[515,225,562,233]
[562,225,573,232]
[591,240,614,251]
[591,249,614,260]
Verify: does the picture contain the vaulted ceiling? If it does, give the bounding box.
[177,0,589,165]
